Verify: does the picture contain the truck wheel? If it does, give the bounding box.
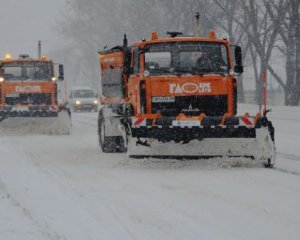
[98,112,127,153]
[115,135,127,153]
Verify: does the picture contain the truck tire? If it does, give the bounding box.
[98,111,127,153]
[115,136,127,153]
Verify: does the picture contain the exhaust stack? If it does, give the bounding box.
[123,34,128,48]
[194,12,200,36]
[38,40,42,59]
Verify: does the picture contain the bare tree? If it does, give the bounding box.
[239,0,288,104]
[265,0,300,105]
[295,0,300,105]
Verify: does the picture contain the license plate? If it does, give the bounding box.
[152,96,175,103]
[172,120,201,127]
[12,106,29,111]
[6,94,19,98]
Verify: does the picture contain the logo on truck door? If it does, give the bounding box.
[169,83,211,94]
[15,86,42,93]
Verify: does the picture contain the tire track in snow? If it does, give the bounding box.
[22,152,141,240]
[0,177,66,240]
[75,119,97,128]
[0,137,118,240]
[271,116,299,122]
[73,113,97,122]
[5,129,139,240]
[273,168,300,177]
[277,152,300,162]
[273,152,300,177]
[72,113,97,128]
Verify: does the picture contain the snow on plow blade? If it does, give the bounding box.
[0,108,71,135]
[127,115,275,166]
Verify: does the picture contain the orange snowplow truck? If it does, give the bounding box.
[0,54,71,134]
[98,31,275,167]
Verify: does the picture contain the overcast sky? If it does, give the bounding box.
[0,0,66,59]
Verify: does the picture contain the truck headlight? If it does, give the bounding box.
[94,100,98,104]
[76,100,81,105]
[0,77,4,82]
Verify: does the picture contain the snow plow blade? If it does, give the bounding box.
[0,108,71,135]
[127,114,275,166]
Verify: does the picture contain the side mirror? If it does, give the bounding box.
[234,46,243,74]
[124,66,133,75]
[123,47,133,75]
[234,65,244,73]
[58,64,64,81]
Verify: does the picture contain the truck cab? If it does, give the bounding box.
[0,54,65,117]
[128,33,238,117]
[100,31,243,118]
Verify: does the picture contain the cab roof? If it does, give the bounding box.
[0,58,53,65]
[98,31,230,55]
[131,36,229,48]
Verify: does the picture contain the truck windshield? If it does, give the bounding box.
[74,90,95,98]
[144,42,229,75]
[1,62,52,81]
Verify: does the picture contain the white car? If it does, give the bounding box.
[69,87,98,112]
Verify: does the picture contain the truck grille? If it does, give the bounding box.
[5,93,52,105]
[152,95,228,116]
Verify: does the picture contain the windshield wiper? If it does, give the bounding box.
[201,71,226,77]
[173,67,194,74]
[149,68,172,74]
[192,68,227,77]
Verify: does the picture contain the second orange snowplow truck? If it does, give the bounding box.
[0,54,71,134]
[98,31,275,167]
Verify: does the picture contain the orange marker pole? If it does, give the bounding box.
[262,71,267,115]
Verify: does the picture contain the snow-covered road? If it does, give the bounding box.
[0,105,300,240]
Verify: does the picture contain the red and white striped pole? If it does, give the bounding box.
[262,71,267,115]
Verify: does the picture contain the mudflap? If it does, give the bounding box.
[126,122,275,167]
[0,110,72,135]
